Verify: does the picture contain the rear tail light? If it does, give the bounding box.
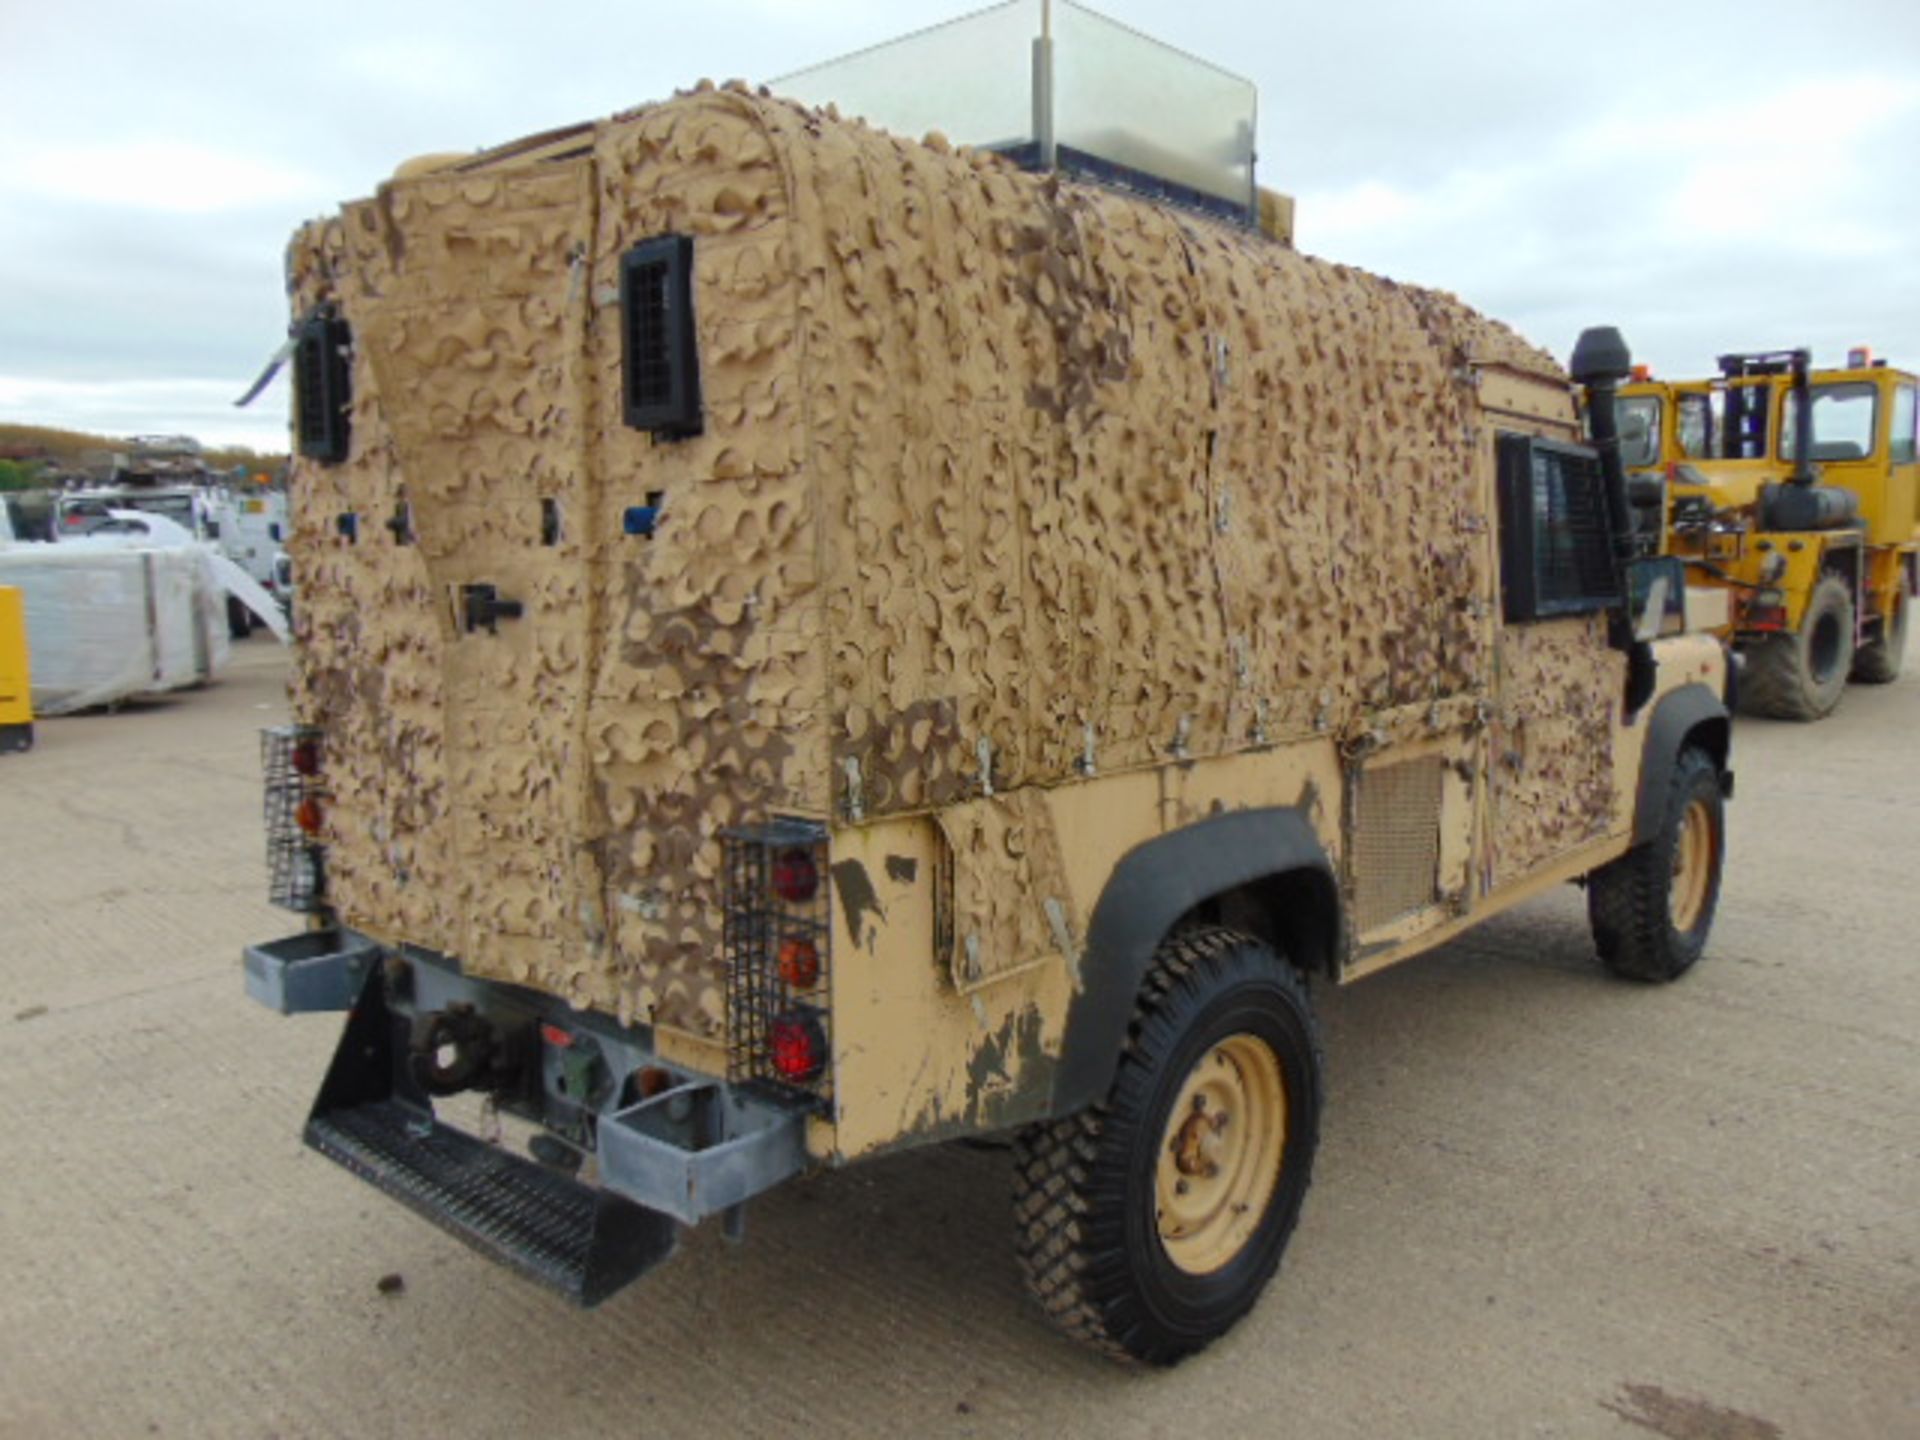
[771,848,818,903]
[295,796,324,836]
[768,1010,827,1083]
[723,819,832,1102]
[263,725,326,912]
[777,936,820,989]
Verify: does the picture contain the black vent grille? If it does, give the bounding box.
[293,310,352,464]
[262,725,325,911]
[1497,433,1623,622]
[722,819,831,1106]
[620,235,701,437]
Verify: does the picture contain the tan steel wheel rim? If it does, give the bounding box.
[1155,1032,1287,1275]
[1671,796,1714,933]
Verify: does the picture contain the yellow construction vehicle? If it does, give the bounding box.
[1619,349,1918,718]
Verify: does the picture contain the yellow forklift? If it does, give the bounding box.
[1620,349,1918,718]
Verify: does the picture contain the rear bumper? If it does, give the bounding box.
[244,927,811,1303]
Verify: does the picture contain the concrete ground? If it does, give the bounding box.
[0,644,1914,1440]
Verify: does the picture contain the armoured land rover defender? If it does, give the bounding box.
[246,17,1733,1366]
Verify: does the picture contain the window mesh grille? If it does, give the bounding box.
[1530,447,1617,609]
[1497,432,1622,622]
[620,235,701,436]
[292,311,352,464]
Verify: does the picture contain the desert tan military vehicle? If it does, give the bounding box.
[246,9,1733,1367]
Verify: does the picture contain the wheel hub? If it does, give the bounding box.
[1670,795,1715,934]
[1155,1033,1287,1275]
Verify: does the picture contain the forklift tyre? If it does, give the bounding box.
[1851,586,1907,685]
[1741,574,1853,720]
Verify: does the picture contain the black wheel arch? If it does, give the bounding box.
[1051,807,1341,1116]
[1631,682,1732,847]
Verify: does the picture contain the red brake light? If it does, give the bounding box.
[540,1022,573,1049]
[777,936,821,989]
[771,848,818,904]
[768,1011,826,1082]
[290,738,322,775]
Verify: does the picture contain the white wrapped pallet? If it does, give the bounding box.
[0,544,229,714]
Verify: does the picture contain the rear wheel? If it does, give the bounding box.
[1012,927,1321,1366]
[1741,574,1853,720]
[1851,586,1908,684]
[1588,745,1724,982]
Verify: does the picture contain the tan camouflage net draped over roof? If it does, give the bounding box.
[284,85,1565,1037]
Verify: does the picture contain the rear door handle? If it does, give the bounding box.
[461,583,524,634]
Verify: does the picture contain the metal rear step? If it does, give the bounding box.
[302,970,676,1307]
[307,1100,675,1307]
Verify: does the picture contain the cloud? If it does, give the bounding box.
[1,140,330,216]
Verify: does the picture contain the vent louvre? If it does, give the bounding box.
[1350,755,1444,935]
[620,235,701,437]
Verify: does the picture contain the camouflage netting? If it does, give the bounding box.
[285,86,1567,1036]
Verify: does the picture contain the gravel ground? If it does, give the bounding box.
[0,644,1914,1439]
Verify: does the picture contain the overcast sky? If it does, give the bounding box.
[3,0,1917,451]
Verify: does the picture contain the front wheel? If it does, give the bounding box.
[1012,927,1322,1366]
[1741,574,1854,719]
[1588,745,1725,982]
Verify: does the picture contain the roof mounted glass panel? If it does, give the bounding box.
[773,0,1258,225]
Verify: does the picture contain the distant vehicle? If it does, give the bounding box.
[1618,349,1918,719]
[57,484,291,635]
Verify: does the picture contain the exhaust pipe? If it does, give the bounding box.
[1571,325,1657,714]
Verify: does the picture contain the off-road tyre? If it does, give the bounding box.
[1011,926,1322,1366]
[1741,574,1853,720]
[1588,745,1724,982]
[226,595,254,640]
[1851,586,1908,684]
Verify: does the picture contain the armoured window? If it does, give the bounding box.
[620,235,702,438]
[1496,432,1622,624]
[293,309,352,465]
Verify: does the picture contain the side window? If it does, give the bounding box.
[1677,394,1714,458]
[1891,386,1917,464]
[1781,381,1879,463]
[1615,396,1661,468]
[1496,432,1623,624]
